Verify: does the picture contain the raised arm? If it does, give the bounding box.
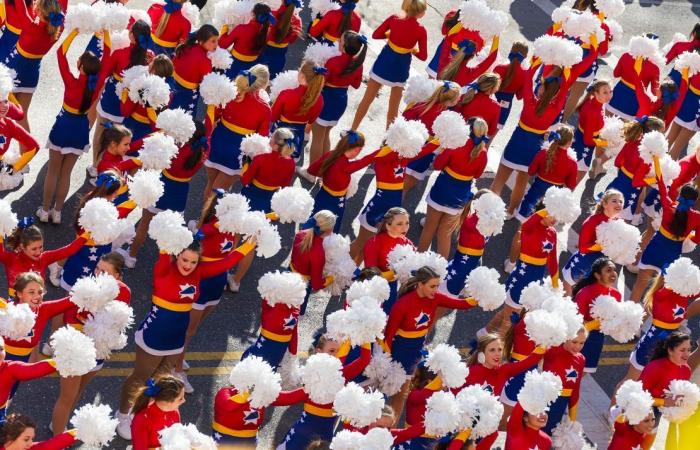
[198,240,256,278]
[57,29,80,86]
[40,235,88,266]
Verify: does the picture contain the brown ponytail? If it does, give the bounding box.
[461,72,501,106]
[252,3,273,53]
[622,115,665,142]
[155,0,185,37]
[298,61,325,114]
[469,118,489,158]
[535,67,564,116]
[234,64,270,100]
[338,0,358,35]
[418,81,460,115]
[131,375,184,415]
[439,40,477,81]
[318,130,365,176]
[339,30,367,76]
[544,125,574,172]
[274,1,296,43]
[38,0,62,40]
[397,266,441,298]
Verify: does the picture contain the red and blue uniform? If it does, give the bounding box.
[240,151,295,213]
[308,5,360,45]
[218,20,266,79]
[289,231,330,315]
[458,90,501,138]
[0,111,39,172]
[170,43,212,114]
[193,220,236,311]
[603,139,653,221]
[120,87,160,142]
[149,140,208,214]
[608,415,647,450]
[425,10,458,78]
[147,1,191,56]
[317,52,363,127]
[573,96,605,171]
[665,37,700,86]
[639,357,691,429]
[369,14,427,87]
[131,401,180,450]
[437,25,485,75]
[635,70,688,130]
[671,71,700,132]
[390,377,444,450]
[403,102,449,181]
[504,403,552,450]
[363,232,413,314]
[271,85,324,160]
[0,359,56,423]
[670,153,700,201]
[542,345,586,435]
[574,283,621,373]
[212,387,266,445]
[606,52,661,120]
[443,213,486,296]
[562,213,613,285]
[493,59,528,128]
[451,43,498,87]
[241,297,299,370]
[501,316,538,406]
[258,2,302,78]
[0,0,36,59]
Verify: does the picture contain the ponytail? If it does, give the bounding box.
[535,68,563,115]
[318,130,365,176]
[338,0,357,35]
[575,79,611,113]
[439,39,476,81]
[397,266,441,298]
[469,117,489,158]
[622,115,665,142]
[252,3,273,53]
[183,121,207,170]
[96,122,132,164]
[73,170,123,232]
[417,81,460,115]
[461,72,501,107]
[234,64,270,99]
[39,0,64,41]
[655,79,679,121]
[298,61,325,114]
[130,375,184,415]
[78,51,101,113]
[273,0,299,43]
[298,210,336,252]
[340,31,367,76]
[501,42,528,89]
[543,125,574,172]
[271,127,295,157]
[669,184,698,238]
[129,20,151,68]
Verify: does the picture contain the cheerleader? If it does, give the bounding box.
[0,413,78,449]
[289,210,336,315]
[50,252,130,435]
[306,30,367,171]
[218,3,274,79]
[669,146,700,201]
[169,24,217,114]
[94,123,134,175]
[511,125,577,220]
[122,121,209,268]
[417,118,489,258]
[39,28,110,224]
[665,24,700,86]
[359,207,413,312]
[0,0,31,59]
[425,9,460,78]
[270,61,325,162]
[572,257,621,375]
[499,311,537,420]
[608,410,655,450]
[439,37,499,88]
[258,0,302,79]
[226,128,294,292]
[307,130,376,232]
[572,79,612,181]
[147,0,191,56]
[116,236,255,429]
[562,189,624,293]
[457,73,501,140]
[634,70,688,134]
[204,64,270,195]
[308,0,360,45]
[122,375,185,446]
[0,90,39,172]
[493,42,529,130]
[667,69,699,160]
[351,0,427,131]
[504,402,551,450]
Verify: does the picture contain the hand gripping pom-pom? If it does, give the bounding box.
[591,295,644,343]
[363,346,410,396]
[424,391,461,437]
[426,343,469,388]
[70,272,120,313]
[215,193,251,235]
[64,3,103,35]
[50,326,97,377]
[661,379,700,423]
[551,416,585,450]
[83,301,134,359]
[78,198,127,245]
[148,210,194,255]
[0,303,36,341]
[433,111,469,150]
[629,35,664,69]
[139,133,178,171]
[70,403,118,449]
[455,385,504,439]
[271,187,314,223]
[127,170,164,209]
[301,353,345,404]
[229,356,282,408]
[213,0,254,28]
[600,115,626,158]
[675,51,700,77]
[615,380,654,425]
[518,370,563,415]
[533,35,583,67]
[638,130,668,165]
[462,267,506,311]
[525,309,569,347]
[385,117,429,159]
[595,219,642,266]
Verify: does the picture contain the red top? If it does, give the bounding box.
[453,48,498,87]
[307,151,377,194]
[147,3,190,47]
[391,379,443,443]
[271,85,324,125]
[457,350,545,396]
[577,96,605,146]
[670,153,700,200]
[267,5,301,46]
[58,30,110,112]
[510,317,536,359]
[402,102,448,135]
[131,401,180,450]
[613,140,650,188]
[433,140,488,180]
[5,431,76,450]
[649,286,694,327]
[458,92,501,137]
[613,52,660,97]
[0,359,56,408]
[172,44,212,87]
[384,290,476,349]
[635,72,688,128]
[219,21,265,59]
[290,232,326,291]
[240,151,295,192]
[456,213,486,252]
[494,62,528,97]
[199,221,236,261]
[0,116,39,157]
[576,213,611,254]
[261,299,299,353]
[656,171,700,243]
[505,403,553,450]
[363,232,413,274]
[528,146,577,189]
[438,26,485,72]
[608,417,646,450]
[160,141,208,181]
[324,53,363,89]
[370,144,435,187]
[639,357,691,403]
[542,345,586,412]
[100,44,153,81]
[0,236,86,289]
[4,297,73,353]
[97,152,139,174]
[665,38,700,64]
[207,91,271,136]
[64,280,131,327]
[213,387,266,435]
[372,15,427,61]
[308,8,361,43]
[574,283,622,322]
[519,213,558,278]
[13,0,68,57]
[0,0,37,33]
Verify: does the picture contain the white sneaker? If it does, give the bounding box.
[87,165,98,178]
[227,273,240,292]
[50,209,61,225]
[48,263,62,287]
[36,207,49,223]
[116,247,137,269]
[116,412,132,440]
[89,177,97,187]
[172,370,194,394]
[187,220,198,233]
[504,258,516,274]
[296,167,316,183]
[419,217,426,227]
[182,359,190,370]
[41,342,53,357]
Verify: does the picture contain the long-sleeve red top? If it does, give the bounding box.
[635,72,688,128]
[542,345,586,414]
[308,8,360,43]
[665,38,700,64]
[307,151,377,195]
[608,416,646,450]
[97,152,139,174]
[656,171,700,243]
[613,140,651,188]
[267,5,301,47]
[363,232,413,279]
[576,213,611,254]
[670,153,700,200]
[453,47,498,87]
[120,90,158,128]
[504,403,552,450]
[402,102,447,135]
[639,357,691,405]
[58,30,110,113]
[5,431,77,450]
[99,44,152,82]
[433,140,487,180]
[290,232,326,291]
[271,85,324,125]
[159,141,208,181]
[648,286,694,328]
[370,144,435,188]
[3,297,73,356]
[213,387,266,436]
[577,96,605,147]
[527,147,577,189]
[199,221,236,261]
[519,212,558,277]
[0,0,37,35]
[458,92,501,137]
[172,43,212,88]
[384,290,476,348]
[0,359,56,407]
[613,52,660,98]
[455,213,486,255]
[371,14,427,61]
[324,53,362,88]
[438,26,485,72]
[218,21,265,60]
[131,401,180,450]
[457,349,545,396]
[260,299,299,354]
[0,116,39,158]
[574,283,622,323]
[206,91,271,136]
[147,3,190,49]
[494,62,528,97]
[240,151,295,190]
[0,236,86,290]
[509,317,536,360]
[13,0,67,58]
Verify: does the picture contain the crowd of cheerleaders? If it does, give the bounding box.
[0,0,697,448]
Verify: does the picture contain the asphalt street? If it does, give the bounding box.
[2,0,700,449]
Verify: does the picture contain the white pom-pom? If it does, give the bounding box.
[156,109,195,145]
[213,0,253,28]
[327,295,386,346]
[606,19,623,45]
[551,417,585,450]
[362,428,394,450]
[425,391,461,437]
[301,353,345,404]
[0,199,17,237]
[561,10,601,43]
[595,0,625,17]
[330,430,363,450]
[385,117,429,159]
[139,132,179,171]
[551,5,572,24]
[472,192,506,237]
[127,170,164,209]
[129,8,151,26]
[533,35,583,67]
[100,2,130,31]
[270,70,300,102]
[455,385,503,439]
[661,379,700,423]
[50,326,97,377]
[257,271,307,307]
[433,111,469,150]
[148,210,194,255]
[70,273,120,313]
[596,219,642,266]
[403,74,440,105]
[674,51,700,77]
[638,130,668,165]
[0,146,19,167]
[111,30,131,51]
[0,63,16,102]
[130,74,171,109]
[199,72,237,107]
[215,193,251,235]
[303,42,341,66]
[115,65,148,98]
[159,423,217,450]
[544,186,581,224]
[591,295,644,343]
[229,356,282,408]
[520,279,559,311]
[387,244,416,282]
[363,346,410,396]
[525,309,569,347]
[333,382,385,428]
[629,35,664,68]
[207,47,233,71]
[271,187,314,223]
[79,198,127,245]
[0,303,35,341]
[655,156,680,184]
[462,267,506,311]
[83,300,134,359]
[71,403,117,449]
[459,0,508,38]
[546,296,585,340]
[238,211,281,258]
[478,8,508,39]
[181,2,200,28]
[65,3,103,35]
[346,277,391,306]
[518,370,562,415]
[346,171,361,199]
[323,233,358,295]
[279,352,302,390]
[426,344,468,389]
[616,380,654,425]
[310,0,339,16]
[600,115,626,158]
[240,133,272,158]
[665,257,700,297]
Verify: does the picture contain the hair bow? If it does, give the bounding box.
[191,135,208,151]
[677,196,694,212]
[302,217,322,235]
[357,34,368,45]
[416,349,429,369]
[548,131,562,142]
[86,74,98,92]
[544,75,561,84]
[636,115,649,125]
[345,129,361,145]
[471,132,490,146]
[662,88,679,105]
[340,1,356,12]
[163,0,183,14]
[645,33,659,40]
[509,311,521,325]
[188,31,197,42]
[95,172,119,190]
[17,217,34,230]
[101,121,114,130]
[508,51,525,63]
[466,82,479,92]
[238,69,257,86]
[285,0,302,7]
[257,12,277,25]
[213,188,226,199]
[350,267,363,281]
[467,338,478,353]
[193,229,205,241]
[442,80,452,92]
[284,137,295,149]
[144,378,161,397]
[459,39,476,56]
[586,84,594,93]
[137,33,151,49]
[48,11,64,27]
[312,66,328,75]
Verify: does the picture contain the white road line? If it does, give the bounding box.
[530,0,559,16]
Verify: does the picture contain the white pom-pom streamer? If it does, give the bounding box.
[213,0,253,28]
[424,391,461,437]
[433,111,469,150]
[0,303,35,341]
[70,403,117,449]
[665,257,700,297]
[459,0,509,38]
[638,130,668,165]
[518,370,563,415]
[323,233,357,295]
[520,279,559,311]
[551,417,585,450]
[346,277,391,306]
[127,170,164,209]
[326,296,386,346]
[310,0,339,16]
[544,186,581,223]
[595,0,625,17]
[533,35,583,67]
[229,356,282,408]
[181,2,200,28]
[472,192,507,237]
[50,326,97,377]
[385,117,429,158]
[79,198,127,245]
[600,115,625,158]
[159,423,217,450]
[83,301,134,359]
[70,273,120,313]
[455,385,503,439]
[279,352,302,390]
[615,380,654,425]
[363,346,410,396]
[271,187,314,223]
[257,271,307,307]
[462,267,506,311]
[591,295,644,343]
[661,379,700,423]
[303,42,341,66]
[333,382,385,428]
[403,74,440,105]
[200,72,237,107]
[130,74,170,109]
[139,132,178,171]
[100,2,130,31]
[208,47,233,70]
[0,63,16,102]
[240,133,272,158]
[675,51,700,77]
[362,428,394,450]
[525,309,569,347]
[301,353,345,404]
[596,219,642,266]
[148,210,193,255]
[330,430,363,450]
[155,109,195,145]
[629,35,664,68]
[426,344,468,389]
[0,199,17,237]
[270,70,299,102]
[215,193,251,235]
[65,3,103,35]
[110,30,131,51]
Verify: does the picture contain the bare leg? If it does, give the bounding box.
[506,171,530,216]
[435,213,460,258]
[668,125,696,160]
[349,225,376,264]
[211,172,239,192]
[575,170,587,186]
[53,153,80,212]
[486,304,519,337]
[509,227,522,264]
[563,281,573,297]
[119,347,166,413]
[42,150,64,212]
[629,268,657,303]
[52,376,82,435]
[14,93,32,152]
[231,251,254,285]
[91,116,109,167]
[322,126,331,154]
[562,81,588,123]
[390,379,412,425]
[387,87,403,130]
[351,79,382,131]
[500,403,514,430]
[129,210,155,259]
[309,122,330,166]
[87,102,98,130]
[417,206,442,252]
[489,164,514,196]
[402,175,419,198]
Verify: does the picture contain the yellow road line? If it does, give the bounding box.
[599,357,629,366]
[602,344,634,352]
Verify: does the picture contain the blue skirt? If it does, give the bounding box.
[638,231,683,273]
[502,359,538,405]
[213,433,255,447]
[258,45,288,80]
[391,335,426,375]
[382,280,399,315]
[135,304,191,355]
[85,34,103,59]
[312,186,345,233]
[562,250,604,286]
[642,187,661,217]
[97,77,124,122]
[405,152,436,181]
[241,183,275,213]
[427,172,474,215]
[153,174,190,213]
[543,395,570,435]
[495,91,515,128]
[317,86,348,126]
[607,81,637,120]
[0,27,20,61]
[207,122,247,176]
[577,50,598,82]
[396,436,437,450]
[631,324,675,370]
[61,244,111,290]
[674,86,700,130]
[426,40,444,78]
[241,334,290,370]
[444,251,481,296]
[5,49,41,92]
[572,127,595,171]
[582,329,604,373]
[669,68,683,87]
[169,82,200,115]
[281,411,335,450]
[515,177,557,222]
[370,44,412,87]
[123,116,153,142]
[359,188,403,232]
[193,272,227,310]
[604,170,641,221]
[47,109,90,154]
[505,260,547,308]
[225,56,257,80]
[272,120,306,160]
[501,125,546,171]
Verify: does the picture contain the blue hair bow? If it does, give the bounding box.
[508,51,524,63]
[285,0,301,7]
[48,11,64,27]
[350,267,362,281]
[442,80,452,92]
[95,172,119,190]
[284,137,295,149]
[645,33,659,40]
[137,33,151,49]
[544,75,561,84]
[636,115,649,125]
[163,0,183,14]
[144,378,161,397]
[17,217,34,230]
[471,132,490,146]
[468,338,478,353]
[257,12,277,25]
[340,1,356,13]
[357,34,368,45]
[101,121,114,130]
[312,66,328,75]
[302,217,322,235]
[510,311,521,324]
[416,349,429,369]
[677,196,694,212]
[238,69,257,86]
[662,88,679,105]
[191,136,208,151]
[86,74,98,92]
[459,39,476,56]
[193,229,205,241]
[213,188,226,199]
[548,131,562,142]
[345,129,361,145]
[466,82,479,91]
